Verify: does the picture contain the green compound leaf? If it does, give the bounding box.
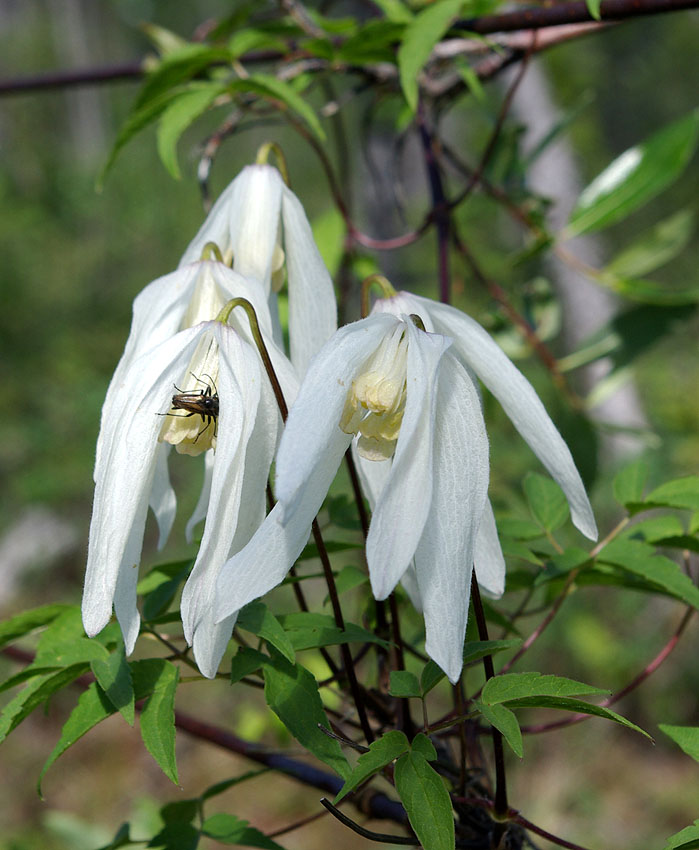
[523,472,569,533]
[202,813,285,849]
[613,459,649,506]
[398,0,463,112]
[394,752,455,850]
[90,645,135,725]
[389,670,421,698]
[482,672,609,705]
[476,702,523,758]
[659,725,699,763]
[334,730,410,804]
[262,650,350,779]
[0,603,70,650]
[139,659,179,785]
[237,601,295,663]
[567,109,699,236]
[599,538,699,609]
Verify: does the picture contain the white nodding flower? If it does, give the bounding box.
[371,291,598,542]
[179,163,337,375]
[214,312,492,683]
[85,279,297,677]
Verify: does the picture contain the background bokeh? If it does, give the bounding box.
[0,2,697,848]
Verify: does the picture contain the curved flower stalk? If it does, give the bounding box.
[371,291,598,542]
[215,313,492,683]
[84,309,296,677]
[179,163,337,375]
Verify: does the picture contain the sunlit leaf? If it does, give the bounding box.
[567,109,699,236]
[334,730,410,803]
[476,702,523,758]
[659,724,699,763]
[139,660,179,785]
[606,210,694,278]
[613,459,648,506]
[523,472,569,533]
[482,672,608,704]
[90,645,135,725]
[394,752,455,850]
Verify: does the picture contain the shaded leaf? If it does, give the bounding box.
[201,770,270,801]
[238,602,294,663]
[230,647,268,684]
[567,109,699,236]
[394,752,455,850]
[140,560,193,621]
[139,660,179,785]
[659,725,699,763]
[262,650,350,778]
[614,459,648,506]
[411,732,437,761]
[476,702,523,758]
[482,672,608,705]
[90,645,135,725]
[334,730,410,803]
[398,0,463,112]
[0,603,70,649]
[606,209,694,278]
[504,695,651,739]
[463,640,520,666]
[420,660,446,696]
[645,476,699,511]
[523,473,569,533]
[599,538,699,608]
[202,813,285,849]
[389,670,421,698]
[276,612,388,652]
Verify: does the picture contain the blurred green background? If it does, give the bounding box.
[0,2,697,849]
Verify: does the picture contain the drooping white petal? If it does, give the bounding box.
[83,325,204,640]
[473,500,506,598]
[185,449,214,544]
[367,321,451,599]
[150,443,177,550]
[410,294,597,541]
[414,351,490,684]
[178,175,245,267]
[181,325,268,677]
[281,184,338,374]
[274,313,399,515]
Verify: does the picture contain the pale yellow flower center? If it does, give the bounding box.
[340,325,408,461]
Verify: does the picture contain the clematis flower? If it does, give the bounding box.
[84,285,297,677]
[214,312,492,682]
[370,291,598,542]
[179,163,337,375]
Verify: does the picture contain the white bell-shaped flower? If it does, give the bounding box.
[179,163,337,376]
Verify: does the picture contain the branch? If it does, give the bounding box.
[455,0,699,34]
[0,62,143,95]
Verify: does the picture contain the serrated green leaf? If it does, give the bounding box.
[523,472,569,533]
[237,602,294,663]
[157,83,227,178]
[389,670,421,698]
[262,651,350,778]
[476,702,523,758]
[613,459,649,505]
[606,210,694,279]
[334,730,410,803]
[139,660,179,785]
[646,476,699,511]
[482,672,609,705]
[599,538,699,608]
[411,732,437,761]
[420,660,445,696]
[463,640,520,666]
[140,560,193,621]
[90,646,134,725]
[622,515,685,543]
[332,564,369,596]
[659,724,699,762]
[502,695,651,739]
[394,752,455,850]
[567,109,699,236]
[0,665,89,745]
[398,0,463,112]
[0,603,70,649]
[664,821,699,850]
[202,813,284,849]
[34,607,104,667]
[135,44,231,111]
[230,647,268,684]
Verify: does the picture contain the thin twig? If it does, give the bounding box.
[319,798,417,844]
